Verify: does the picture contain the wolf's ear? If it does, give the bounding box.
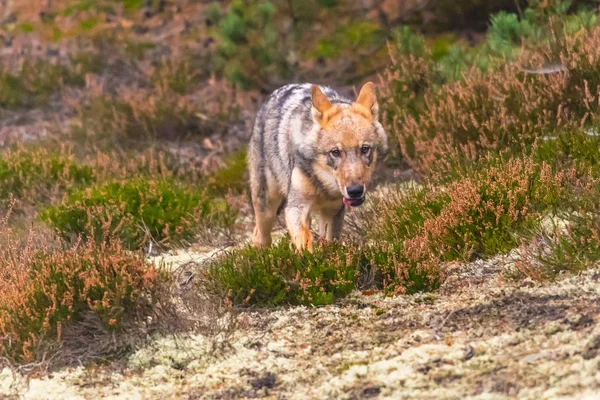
[353,82,379,121]
[311,85,335,125]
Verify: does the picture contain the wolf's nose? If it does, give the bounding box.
[346,185,365,199]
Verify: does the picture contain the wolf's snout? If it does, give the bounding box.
[346,185,365,199]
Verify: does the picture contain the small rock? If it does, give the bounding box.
[464,345,475,361]
[582,335,600,359]
[521,351,545,364]
[249,372,277,390]
[361,386,381,398]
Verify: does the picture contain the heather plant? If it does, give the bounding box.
[71,92,210,149]
[526,209,600,280]
[0,146,198,210]
[90,148,183,182]
[360,242,443,296]
[533,129,600,177]
[202,236,445,304]
[203,238,360,307]
[151,57,207,95]
[384,8,600,172]
[511,133,600,279]
[0,147,94,208]
[42,177,236,249]
[366,155,574,292]
[0,56,102,110]
[0,212,161,362]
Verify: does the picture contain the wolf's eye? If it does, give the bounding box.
[330,148,341,157]
[361,145,371,154]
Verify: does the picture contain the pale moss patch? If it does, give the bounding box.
[2,262,599,399]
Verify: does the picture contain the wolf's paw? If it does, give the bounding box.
[252,226,272,248]
[292,225,314,253]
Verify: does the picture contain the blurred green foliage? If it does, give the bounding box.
[207,1,284,89]
[205,0,387,89]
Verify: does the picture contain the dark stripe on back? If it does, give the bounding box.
[276,86,302,110]
[255,110,268,210]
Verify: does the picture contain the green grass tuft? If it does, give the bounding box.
[41,177,236,249]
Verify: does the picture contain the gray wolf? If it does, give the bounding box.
[248,82,388,252]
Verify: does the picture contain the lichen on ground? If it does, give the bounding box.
[2,251,599,399]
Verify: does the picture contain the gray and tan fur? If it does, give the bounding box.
[248,82,387,252]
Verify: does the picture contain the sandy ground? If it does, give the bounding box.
[1,249,599,400]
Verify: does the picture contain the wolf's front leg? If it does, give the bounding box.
[286,168,318,252]
[317,205,345,241]
[285,202,313,253]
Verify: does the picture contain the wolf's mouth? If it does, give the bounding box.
[343,197,365,207]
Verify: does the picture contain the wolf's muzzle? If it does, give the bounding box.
[346,185,365,199]
[343,185,366,207]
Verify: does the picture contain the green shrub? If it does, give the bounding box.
[313,21,384,58]
[203,236,446,305]
[533,129,600,177]
[209,0,284,89]
[206,0,388,89]
[529,209,600,280]
[364,186,448,244]
[42,178,236,249]
[360,243,443,296]
[0,56,101,110]
[151,58,207,95]
[0,60,68,109]
[518,135,600,280]
[203,239,359,307]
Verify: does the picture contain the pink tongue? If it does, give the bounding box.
[343,197,352,206]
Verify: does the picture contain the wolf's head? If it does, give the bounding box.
[309,82,388,207]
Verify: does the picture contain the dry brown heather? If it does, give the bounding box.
[70,87,218,147]
[385,25,600,173]
[0,202,160,363]
[369,154,583,295]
